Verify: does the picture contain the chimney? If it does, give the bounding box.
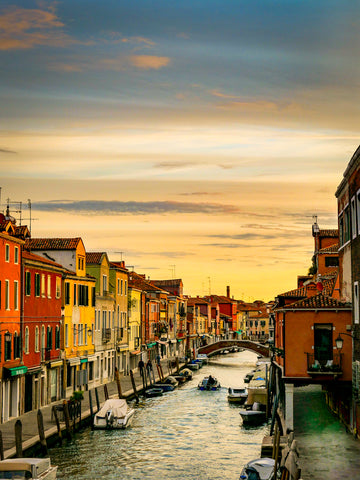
[226,286,230,298]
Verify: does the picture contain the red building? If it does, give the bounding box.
[22,251,64,412]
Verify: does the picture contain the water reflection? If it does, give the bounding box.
[50,350,269,480]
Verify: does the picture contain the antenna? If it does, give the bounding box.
[208,277,211,296]
[114,251,124,261]
[169,264,176,279]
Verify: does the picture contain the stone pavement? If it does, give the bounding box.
[293,384,360,480]
[0,358,179,459]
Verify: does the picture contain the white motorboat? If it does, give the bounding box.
[0,458,57,480]
[239,402,267,426]
[93,398,135,429]
[198,375,221,391]
[227,387,248,404]
[239,457,275,479]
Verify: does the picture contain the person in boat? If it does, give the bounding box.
[208,375,215,386]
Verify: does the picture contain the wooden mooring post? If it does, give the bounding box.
[0,430,4,460]
[115,367,123,398]
[15,419,23,457]
[176,357,180,374]
[37,410,48,455]
[51,406,62,445]
[129,369,139,403]
[104,384,109,400]
[95,387,100,412]
[63,401,72,440]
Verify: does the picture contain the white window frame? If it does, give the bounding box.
[14,246,19,264]
[351,196,357,240]
[65,324,69,348]
[5,279,10,310]
[5,244,10,262]
[41,274,46,297]
[25,327,29,354]
[35,326,39,352]
[357,189,360,237]
[14,280,19,310]
[47,275,51,298]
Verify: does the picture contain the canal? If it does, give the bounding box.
[50,350,269,480]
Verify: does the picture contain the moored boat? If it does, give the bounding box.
[178,368,193,380]
[239,402,267,426]
[144,387,163,398]
[154,383,175,392]
[0,458,57,480]
[198,375,221,391]
[227,387,248,404]
[93,398,135,429]
[239,457,275,480]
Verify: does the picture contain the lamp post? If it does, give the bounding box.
[335,332,354,350]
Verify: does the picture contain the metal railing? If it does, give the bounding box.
[306,352,343,373]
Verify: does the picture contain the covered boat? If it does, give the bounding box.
[0,458,57,480]
[144,387,163,398]
[239,402,267,426]
[93,398,135,429]
[239,457,275,480]
[227,387,248,404]
[198,375,221,391]
[178,368,193,381]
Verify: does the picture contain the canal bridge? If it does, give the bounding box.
[198,340,270,358]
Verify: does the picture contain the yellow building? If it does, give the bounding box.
[127,285,142,371]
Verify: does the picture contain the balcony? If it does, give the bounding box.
[306,353,343,376]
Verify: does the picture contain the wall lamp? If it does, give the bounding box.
[335,332,354,350]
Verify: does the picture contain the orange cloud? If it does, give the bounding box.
[129,55,170,70]
[0,5,90,50]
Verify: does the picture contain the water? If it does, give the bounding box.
[50,350,269,480]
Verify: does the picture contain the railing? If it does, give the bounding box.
[306,352,343,374]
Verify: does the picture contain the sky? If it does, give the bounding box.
[1,0,360,301]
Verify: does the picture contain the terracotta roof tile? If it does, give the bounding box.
[284,293,351,310]
[25,237,82,250]
[22,251,64,269]
[319,229,338,238]
[86,252,105,264]
[319,243,339,254]
[279,286,307,298]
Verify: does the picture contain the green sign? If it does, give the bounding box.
[8,366,28,376]
[80,358,88,364]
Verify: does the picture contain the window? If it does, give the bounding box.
[47,275,51,298]
[14,280,18,310]
[103,275,108,294]
[121,279,123,295]
[65,324,69,348]
[56,277,61,299]
[55,326,60,349]
[117,279,120,295]
[92,286,96,307]
[339,213,344,246]
[354,282,359,325]
[5,280,9,310]
[357,190,360,236]
[41,325,45,352]
[351,196,357,239]
[5,244,9,262]
[13,332,20,359]
[4,333,11,361]
[314,323,333,363]
[35,326,39,352]
[41,274,46,297]
[73,283,77,305]
[344,205,351,244]
[124,280,127,296]
[25,271,31,296]
[14,246,19,264]
[65,282,70,305]
[325,257,339,267]
[47,326,52,350]
[24,327,29,354]
[35,273,40,297]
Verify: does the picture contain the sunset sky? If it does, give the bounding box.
[1,0,359,301]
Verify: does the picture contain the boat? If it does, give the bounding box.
[93,398,135,429]
[154,383,176,392]
[161,375,179,387]
[227,387,248,404]
[187,361,200,371]
[178,368,193,381]
[239,457,275,480]
[198,375,221,391]
[0,458,57,480]
[144,387,163,398]
[244,371,254,383]
[196,353,209,364]
[239,402,267,426]
[172,374,187,384]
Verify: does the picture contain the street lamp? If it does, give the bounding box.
[335,332,354,350]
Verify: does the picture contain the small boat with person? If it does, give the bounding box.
[227,387,248,404]
[0,457,57,480]
[198,375,221,391]
[93,398,135,429]
[239,457,275,480]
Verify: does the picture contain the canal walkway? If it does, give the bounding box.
[0,358,177,459]
[294,384,360,479]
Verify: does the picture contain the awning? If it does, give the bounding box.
[67,357,80,366]
[157,340,168,345]
[146,342,157,348]
[5,366,28,377]
[80,358,88,364]
[130,350,141,355]
[50,360,63,368]
[235,330,242,334]
[87,354,97,362]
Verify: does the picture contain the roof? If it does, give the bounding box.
[204,295,236,304]
[152,279,183,286]
[282,293,351,310]
[86,252,107,264]
[25,237,82,250]
[128,272,169,294]
[186,297,210,306]
[319,243,339,254]
[279,286,307,298]
[22,251,64,269]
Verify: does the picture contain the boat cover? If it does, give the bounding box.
[97,399,129,418]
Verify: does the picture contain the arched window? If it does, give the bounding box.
[13,332,20,359]
[25,327,29,354]
[35,326,39,352]
[41,325,45,351]
[55,326,60,349]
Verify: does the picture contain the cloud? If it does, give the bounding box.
[32,199,240,215]
[128,55,170,70]
[153,162,193,170]
[0,5,89,50]
[0,148,17,154]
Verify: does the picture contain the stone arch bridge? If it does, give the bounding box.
[198,340,270,358]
